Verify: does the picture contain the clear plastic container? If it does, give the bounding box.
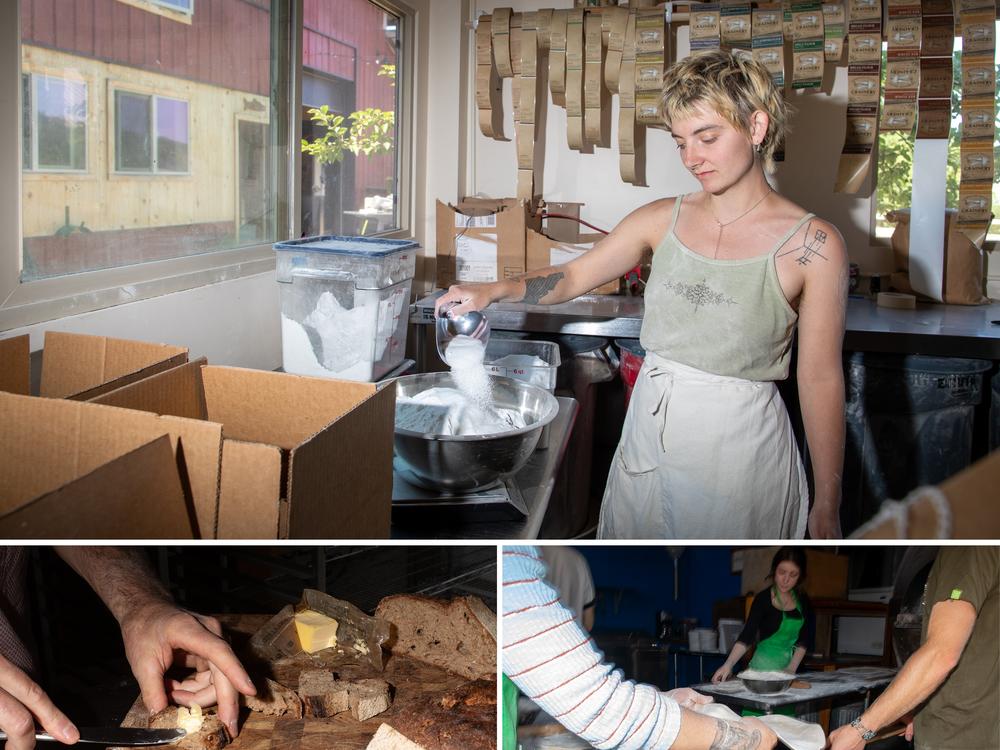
[274,236,419,382]
[484,339,560,391]
[485,339,560,449]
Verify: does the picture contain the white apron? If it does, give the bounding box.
[597,352,809,539]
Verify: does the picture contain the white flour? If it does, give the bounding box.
[396,387,527,436]
[443,335,493,410]
[282,313,376,380]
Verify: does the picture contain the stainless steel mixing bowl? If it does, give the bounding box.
[392,371,559,492]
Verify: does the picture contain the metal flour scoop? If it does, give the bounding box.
[436,301,491,362]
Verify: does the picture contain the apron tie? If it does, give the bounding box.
[645,366,673,453]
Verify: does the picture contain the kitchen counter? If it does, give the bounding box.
[411,293,1000,360]
[692,667,898,714]
[391,396,579,540]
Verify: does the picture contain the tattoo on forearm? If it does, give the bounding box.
[776,221,828,266]
[520,272,564,304]
[709,719,764,750]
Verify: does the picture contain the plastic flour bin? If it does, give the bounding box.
[275,235,418,382]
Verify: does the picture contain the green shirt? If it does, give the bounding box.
[915,547,999,750]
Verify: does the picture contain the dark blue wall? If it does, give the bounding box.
[577,546,742,635]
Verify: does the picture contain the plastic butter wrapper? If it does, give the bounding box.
[249,588,390,671]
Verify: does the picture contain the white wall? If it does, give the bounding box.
[472,0,894,273]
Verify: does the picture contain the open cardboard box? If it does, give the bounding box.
[93,360,396,539]
[526,228,620,295]
[0,331,188,399]
[0,392,200,538]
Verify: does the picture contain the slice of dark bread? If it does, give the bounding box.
[374,595,496,680]
[297,669,350,717]
[242,678,303,718]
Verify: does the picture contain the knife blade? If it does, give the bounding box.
[0,727,186,745]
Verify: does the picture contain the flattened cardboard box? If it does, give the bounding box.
[3,331,188,399]
[435,198,541,288]
[0,392,198,538]
[526,229,621,295]
[95,361,395,539]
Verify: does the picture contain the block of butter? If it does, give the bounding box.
[294,609,340,653]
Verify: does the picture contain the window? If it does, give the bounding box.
[21,73,87,172]
[299,0,402,237]
[152,0,193,13]
[17,0,281,282]
[114,91,189,174]
[875,22,1000,242]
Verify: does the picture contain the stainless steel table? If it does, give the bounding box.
[391,396,578,540]
[692,667,898,714]
[411,292,1000,361]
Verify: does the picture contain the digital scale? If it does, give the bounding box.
[391,461,528,525]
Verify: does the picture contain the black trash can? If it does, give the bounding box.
[843,352,992,532]
[992,373,1000,452]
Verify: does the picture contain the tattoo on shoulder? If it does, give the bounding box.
[776,220,829,266]
[521,272,565,304]
[709,719,764,750]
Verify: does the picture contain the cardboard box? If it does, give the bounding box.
[0,335,29,395]
[435,198,541,288]
[0,392,199,538]
[740,547,849,600]
[541,201,585,243]
[1,331,188,399]
[93,360,396,539]
[526,228,621,295]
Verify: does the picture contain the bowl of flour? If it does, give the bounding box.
[392,337,559,491]
[737,670,796,694]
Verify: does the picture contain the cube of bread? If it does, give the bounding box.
[297,669,350,718]
[148,706,230,750]
[242,678,303,718]
[348,678,392,721]
[374,595,496,680]
[366,723,427,750]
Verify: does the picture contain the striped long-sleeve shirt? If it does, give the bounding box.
[503,545,682,749]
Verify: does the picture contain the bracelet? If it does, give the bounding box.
[851,718,877,742]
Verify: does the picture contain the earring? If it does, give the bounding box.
[754,143,763,154]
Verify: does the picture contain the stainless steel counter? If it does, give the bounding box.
[412,292,1000,359]
[391,396,579,540]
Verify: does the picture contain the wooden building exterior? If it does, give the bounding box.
[21,0,397,277]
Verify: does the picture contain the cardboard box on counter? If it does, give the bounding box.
[93,360,396,539]
[0,392,201,538]
[526,228,621,295]
[0,331,188,399]
[435,198,541,289]
[739,547,849,600]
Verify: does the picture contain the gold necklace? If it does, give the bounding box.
[710,187,773,258]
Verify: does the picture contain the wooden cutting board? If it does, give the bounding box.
[115,614,494,750]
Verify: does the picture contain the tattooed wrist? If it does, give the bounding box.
[519,272,564,305]
[710,719,765,750]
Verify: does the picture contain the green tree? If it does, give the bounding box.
[300,66,395,166]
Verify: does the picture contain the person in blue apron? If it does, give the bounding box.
[712,548,811,716]
[436,48,847,540]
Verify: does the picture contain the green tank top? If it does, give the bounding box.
[640,195,814,381]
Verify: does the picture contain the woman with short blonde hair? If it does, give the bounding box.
[438,49,847,540]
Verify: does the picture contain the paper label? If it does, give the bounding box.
[849,0,882,21]
[961,54,996,96]
[455,233,499,283]
[456,212,497,228]
[753,5,784,35]
[960,12,996,53]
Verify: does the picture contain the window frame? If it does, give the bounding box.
[0,0,417,331]
[869,20,1000,248]
[111,87,191,176]
[22,70,89,174]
